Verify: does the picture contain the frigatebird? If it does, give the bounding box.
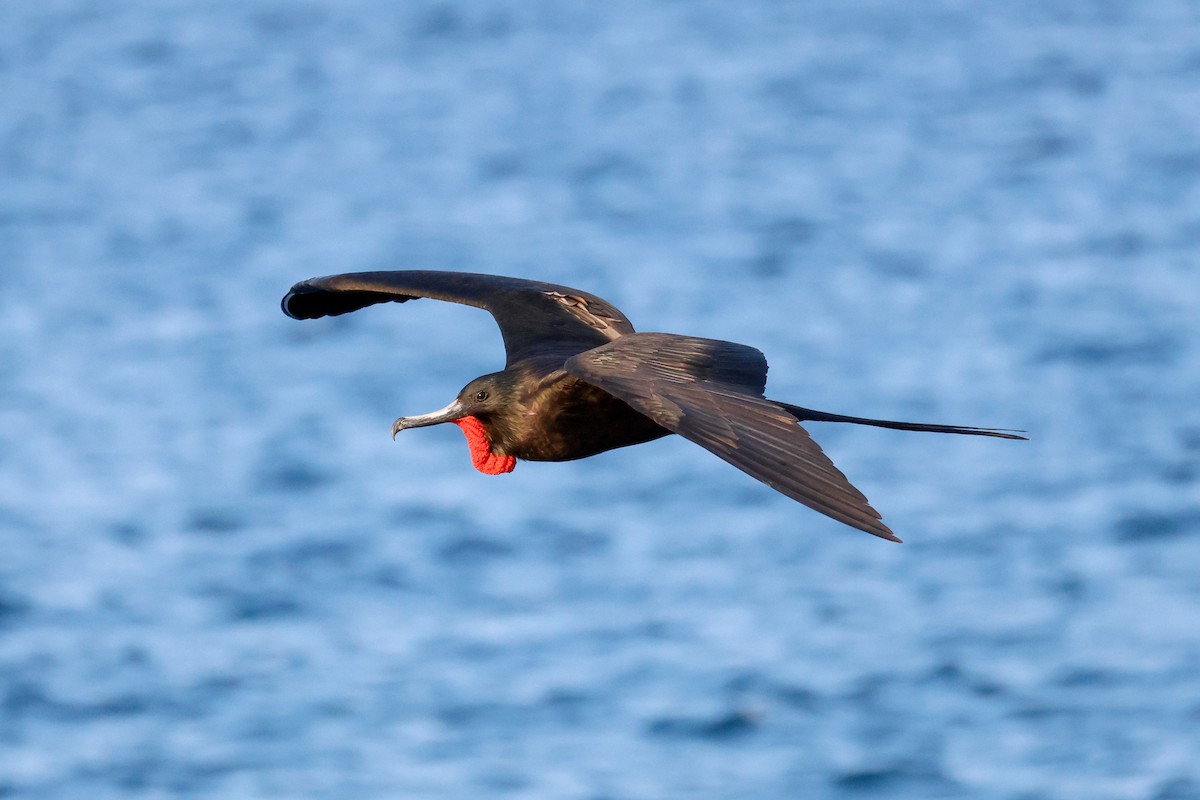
[282,271,1025,541]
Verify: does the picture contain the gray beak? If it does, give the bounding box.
[391,400,466,440]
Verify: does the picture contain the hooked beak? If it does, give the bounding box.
[391,400,466,440]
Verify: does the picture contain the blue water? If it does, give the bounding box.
[3,2,1200,798]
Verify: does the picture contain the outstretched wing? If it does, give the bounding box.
[565,332,899,541]
[282,271,636,364]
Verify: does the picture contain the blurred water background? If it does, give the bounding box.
[3,2,1200,798]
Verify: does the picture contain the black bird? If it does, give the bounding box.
[282,271,1025,541]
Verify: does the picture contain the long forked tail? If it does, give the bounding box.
[777,403,1028,440]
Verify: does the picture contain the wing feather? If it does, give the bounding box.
[282,271,635,364]
[566,333,899,541]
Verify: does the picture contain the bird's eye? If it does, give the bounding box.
[474,390,489,402]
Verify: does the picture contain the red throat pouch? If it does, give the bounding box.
[452,416,517,475]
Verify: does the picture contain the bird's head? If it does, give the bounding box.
[390,372,520,474]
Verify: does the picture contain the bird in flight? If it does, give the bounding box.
[282,271,1024,541]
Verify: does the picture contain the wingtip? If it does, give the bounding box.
[854,516,902,542]
[280,279,340,320]
[280,275,420,320]
[281,279,317,319]
[864,509,902,542]
[873,526,903,543]
[281,287,301,319]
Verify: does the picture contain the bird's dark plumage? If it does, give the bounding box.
[283,271,1026,541]
[283,271,635,364]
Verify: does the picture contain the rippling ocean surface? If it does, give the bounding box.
[3,2,1200,798]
